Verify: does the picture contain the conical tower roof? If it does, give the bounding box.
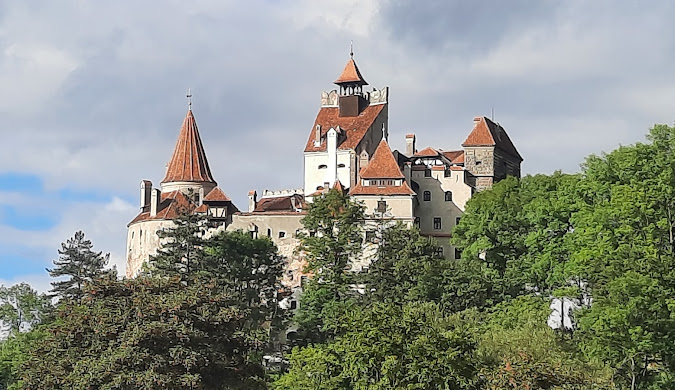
[161,109,216,184]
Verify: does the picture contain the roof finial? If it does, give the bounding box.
[187,88,193,111]
[350,40,354,58]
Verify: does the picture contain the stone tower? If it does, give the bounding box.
[462,116,523,191]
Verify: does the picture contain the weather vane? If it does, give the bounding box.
[350,40,354,58]
[187,88,192,110]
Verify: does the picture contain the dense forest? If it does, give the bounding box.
[3,124,675,389]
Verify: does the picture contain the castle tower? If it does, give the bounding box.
[304,51,390,196]
[160,107,217,195]
[126,100,237,278]
[462,116,523,191]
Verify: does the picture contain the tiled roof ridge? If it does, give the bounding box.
[162,109,217,184]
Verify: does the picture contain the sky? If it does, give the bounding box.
[1,0,675,292]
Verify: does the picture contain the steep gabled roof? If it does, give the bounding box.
[360,140,404,179]
[462,116,522,161]
[334,58,368,85]
[162,109,217,184]
[304,104,385,153]
[203,187,231,202]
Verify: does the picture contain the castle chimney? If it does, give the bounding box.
[248,190,257,212]
[473,116,482,124]
[140,180,152,209]
[150,188,160,217]
[405,133,416,156]
[198,187,204,207]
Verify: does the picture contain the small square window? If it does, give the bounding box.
[433,217,442,230]
[377,200,387,213]
[278,231,286,238]
[290,300,297,310]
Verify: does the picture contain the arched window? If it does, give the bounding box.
[423,191,431,201]
[318,164,327,169]
[445,191,453,201]
[338,163,346,168]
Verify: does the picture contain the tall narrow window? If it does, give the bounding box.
[424,169,431,177]
[445,191,453,201]
[423,191,431,201]
[455,248,462,259]
[377,201,387,213]
[433,217,442,230]
[456,217,461,226]
[436,247,444,257]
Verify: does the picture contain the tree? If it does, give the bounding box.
[149,210,209,285]
[0,283,51,335]
[477,296,613,389]
[47,231,112,301]
[293,189,365,343]
[0,329,46,390]
[275,302,479,390]
[205,230,287,349]
[20,275,269,390]
[357,223,447,305]
[568,124,675,388]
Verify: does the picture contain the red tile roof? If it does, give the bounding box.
[128,190,193,226]
[253,194,305,213]
[414,147,440,157]
[349,181,415,196]
[359,140,404,179]
[462,116,522,161]
[334,58,368,85]
[450,166,464,171]
[162,109,217,184]
[194,204,208,213]
[304,104,385,153]
[203,187,231,202]
[442,150,464,163]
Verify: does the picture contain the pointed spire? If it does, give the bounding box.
[161,106,216,184]
[334,46,368,85]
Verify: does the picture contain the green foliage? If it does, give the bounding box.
[0,329,46,390]
[275,302,479,390]
[294,189,365,343]
[358,223,447,305]
[149,210,210,285]
[20,276,268,390]
[47,230,112,301]
[0,283,51,335]
[478,296,613,389]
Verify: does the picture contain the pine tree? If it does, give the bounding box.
[149,209,209,285]
[46,231,111,301]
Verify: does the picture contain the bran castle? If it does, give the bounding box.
[126,53,523,296]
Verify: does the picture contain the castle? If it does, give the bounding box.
[126,53,523,294]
